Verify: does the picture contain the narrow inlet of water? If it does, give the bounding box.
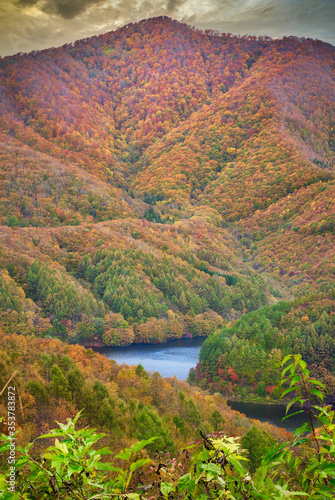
[227,400,318,433]
[93,338,317,432]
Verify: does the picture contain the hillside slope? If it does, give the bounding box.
[0,16,334,355]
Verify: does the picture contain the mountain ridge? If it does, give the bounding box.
[0,16,334,361]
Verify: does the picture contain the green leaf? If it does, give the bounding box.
[115,448,132,461]
[292,438,309,446]
[178,473,196,493]
[293,422,311,438]
[198,462,222,475]
[305,461,320,473]
[282,355,293,366]
[95,464,122,472]
[313,404,328,413]
[309,388,324,400]
[129,458,151,472]
[161,481,176,497]
[317,486,335,498]
[228,456,246,474]
[308,379,326,389]
[274,484,308,496]
[255,464,268,489]
[55,439,68,454]
[299,360,307,370]
[289,375,302,385]
[282,363,295,376]
[0,475,7,491]
[286,396,305,414]
[282,409,305,421]
[281,387,297,398]
[130,437,157,454]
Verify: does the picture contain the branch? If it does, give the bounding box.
[0,371,18,397]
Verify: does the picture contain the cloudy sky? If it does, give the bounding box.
[0,0,334,57]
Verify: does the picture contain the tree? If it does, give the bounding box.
[131,402,173,452]
[210,409,224,431]
[241,426,276,471]
[50,364,70,400]
[67,367,85,403]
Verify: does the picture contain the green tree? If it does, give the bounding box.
[131,403,173,453]
[241,426,276,472]
[210,409,224,431]
[50,364,70,400]
[67,367,85,403]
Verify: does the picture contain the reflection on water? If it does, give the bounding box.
[94,337,204,380]
[228,400,319,433]
[93,338,317,432]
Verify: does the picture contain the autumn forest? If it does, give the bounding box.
[0,16,335,498]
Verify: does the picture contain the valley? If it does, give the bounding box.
[0,17,335,498]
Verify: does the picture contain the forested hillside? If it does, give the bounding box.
[0,328,295,499]
[0,328,290,450]
[0,16,334,391]
[1,340,335,498]
[191,288,335,399]
[1,16,335,499]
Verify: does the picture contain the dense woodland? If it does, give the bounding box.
[0,16,335,498]
[191,287,335,400]
[0,328,290,454]
[1,339,335,498]
[0,327,296,498]
[0,17,334,390]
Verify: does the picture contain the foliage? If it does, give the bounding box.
[0,16,334,498]
[2,328,281,466]
[241,426,276,472]
[0,214,273,346]
[193,290,335,399]
[0,17,334,348]
[0,412,155,499]
[26,260,106,324]
[76,247,268,340]
[1,356,335,499]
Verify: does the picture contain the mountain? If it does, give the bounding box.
[0,16,334,398]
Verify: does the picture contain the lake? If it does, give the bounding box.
[227,400,318,433]
[94,336,204,380]
[94,337,317,432]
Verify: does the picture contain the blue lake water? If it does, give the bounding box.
[94,337,318,432]
[94,336,204,380]
[227,400,318,433]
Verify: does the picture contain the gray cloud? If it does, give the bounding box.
[166,0,187,12]
[43,0,105,19]
[187,0,335,42]
[16,0,38,5]
[16,0,107,19]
